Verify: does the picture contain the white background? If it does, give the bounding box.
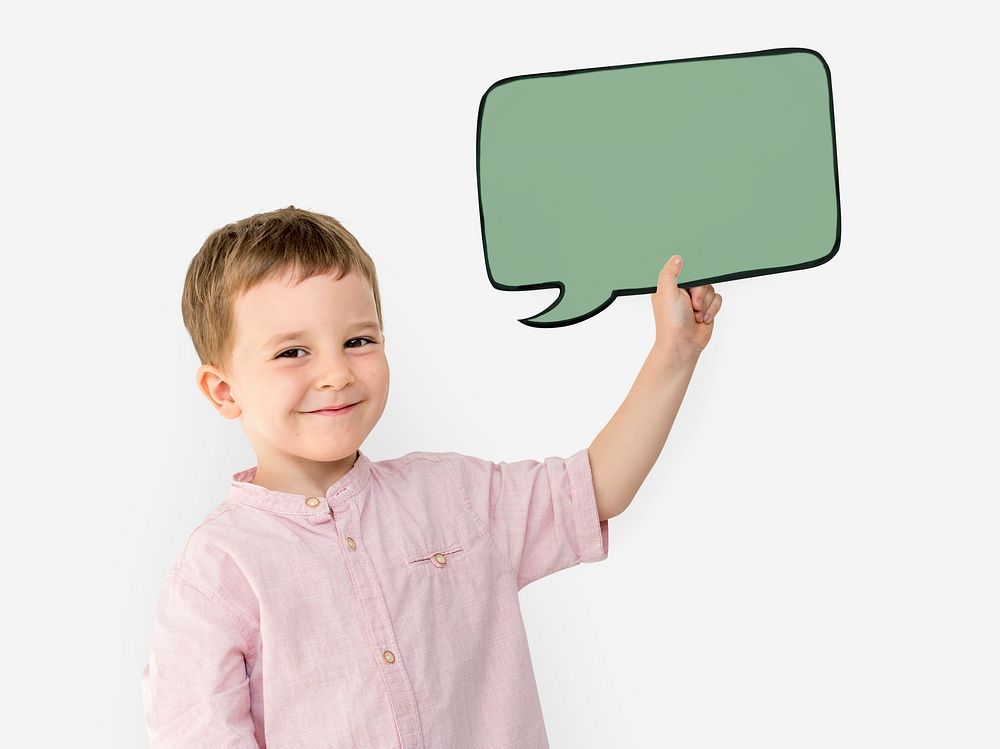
[2,1,997,747]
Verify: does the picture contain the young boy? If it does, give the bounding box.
[139,206,721,749]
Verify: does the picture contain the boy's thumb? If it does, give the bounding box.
[658,255,683,289]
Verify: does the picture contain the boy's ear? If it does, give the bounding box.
[196,364,241,420]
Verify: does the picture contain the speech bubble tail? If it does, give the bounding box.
[518,284,615,328]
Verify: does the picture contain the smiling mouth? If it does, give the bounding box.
[308,403,357,414]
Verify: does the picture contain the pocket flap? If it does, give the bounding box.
[406,541,465,565]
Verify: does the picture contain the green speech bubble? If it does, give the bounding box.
[476,47,841,327]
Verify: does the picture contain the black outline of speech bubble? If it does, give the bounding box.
[475,46,842,328]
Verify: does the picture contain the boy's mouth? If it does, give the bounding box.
[308,403,357,414]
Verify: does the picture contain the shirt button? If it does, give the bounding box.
[346,537,357,550]
[383,650,396,665]
[304,497,320,508]
[432,552,447,567]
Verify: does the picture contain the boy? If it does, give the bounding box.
[139,206,721,748]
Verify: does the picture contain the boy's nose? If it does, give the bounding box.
[315,364,355,390]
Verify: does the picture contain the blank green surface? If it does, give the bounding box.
[476,47,841,326]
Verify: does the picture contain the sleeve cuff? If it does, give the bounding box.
[566,447,609,564]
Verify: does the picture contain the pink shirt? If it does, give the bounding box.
[140,447,610,748]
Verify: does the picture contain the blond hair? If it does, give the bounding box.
[181,205,383,375]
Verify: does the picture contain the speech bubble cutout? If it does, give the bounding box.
[476,47,841,327]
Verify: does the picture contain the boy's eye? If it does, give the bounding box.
[275,337,376,359]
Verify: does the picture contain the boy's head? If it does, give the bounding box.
[182,206,388,493]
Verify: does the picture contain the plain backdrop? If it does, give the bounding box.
[2,1,997,747]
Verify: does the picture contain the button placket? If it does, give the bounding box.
[331,491,359,552]
[331,492,423,747]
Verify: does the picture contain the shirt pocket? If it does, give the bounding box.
[405,539,466,569]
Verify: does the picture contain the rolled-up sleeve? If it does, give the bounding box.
[139,571,259,749]
[444,447,609,591]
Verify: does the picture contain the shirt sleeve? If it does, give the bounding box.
[140,571,260,749]
[444,447,610,591]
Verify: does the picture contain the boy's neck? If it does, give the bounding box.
[252,449,360,498]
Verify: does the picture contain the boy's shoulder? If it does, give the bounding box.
[368,449,497,491]
[368,449,492,488]
[376,449,491,471]
[164,500,248,588]
[370,449,451,475]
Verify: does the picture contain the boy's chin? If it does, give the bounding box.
[295,444,360,463]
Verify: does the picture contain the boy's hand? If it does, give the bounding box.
[651,254,721,358]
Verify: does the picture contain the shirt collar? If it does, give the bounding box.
[227,449,373,519]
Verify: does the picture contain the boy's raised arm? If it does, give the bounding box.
[589,344,699,521]
[588,255,720,521]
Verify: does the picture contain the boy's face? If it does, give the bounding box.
[197,269,389,492]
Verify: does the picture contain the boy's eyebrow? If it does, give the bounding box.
[262,321,381,350]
